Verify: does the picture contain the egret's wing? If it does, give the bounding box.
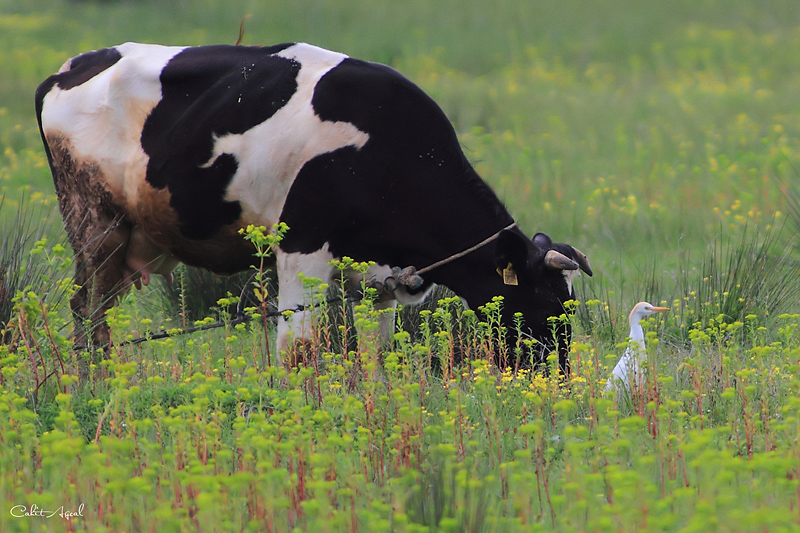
[605,343,644,392]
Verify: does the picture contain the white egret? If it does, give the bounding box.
[605,301,668,393]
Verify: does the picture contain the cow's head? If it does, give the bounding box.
[490,229,592,373]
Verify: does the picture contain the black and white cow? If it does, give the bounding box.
[35,42,591,371]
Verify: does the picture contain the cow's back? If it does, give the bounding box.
[39,43,390,269]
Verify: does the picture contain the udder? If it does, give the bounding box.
[123,225,180,290]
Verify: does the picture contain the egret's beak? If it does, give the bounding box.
[648,306,669,312]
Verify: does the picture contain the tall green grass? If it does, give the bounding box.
[1,241,799,531]
[0,194,67,340]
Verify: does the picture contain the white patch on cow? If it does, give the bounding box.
[41,43,187,205]
[206,43,370,227]
[562,269,581,296]
[57,58,74,74]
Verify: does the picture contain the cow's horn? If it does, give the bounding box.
[544,250,579,271]
[571,247,593,276]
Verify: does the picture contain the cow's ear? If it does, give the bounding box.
[494,228,529,271]
[532,232,553,249]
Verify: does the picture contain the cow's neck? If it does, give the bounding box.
[409,167,514,266]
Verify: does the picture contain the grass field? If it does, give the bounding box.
[2,0,800,531]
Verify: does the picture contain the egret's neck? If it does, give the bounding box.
[628,322,645,345]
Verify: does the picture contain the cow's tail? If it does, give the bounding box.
[34,74,61,185]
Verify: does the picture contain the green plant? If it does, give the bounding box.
[0,195,65,341]
[240,222,288,369]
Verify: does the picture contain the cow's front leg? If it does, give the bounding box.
[361,263,436,347]
[351,265,399,346]
[275,247,335,368]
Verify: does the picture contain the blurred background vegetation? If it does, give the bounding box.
[2,0,800,332]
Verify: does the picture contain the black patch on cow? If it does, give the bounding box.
[140,43,299,240]
[57,48,123,90]
[280,57,513,269]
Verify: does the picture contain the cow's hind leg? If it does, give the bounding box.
[66,211,131,377]
[47,136,131,375]
[83,222,131,349]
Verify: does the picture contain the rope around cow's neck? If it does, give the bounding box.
[419,221,517,275]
